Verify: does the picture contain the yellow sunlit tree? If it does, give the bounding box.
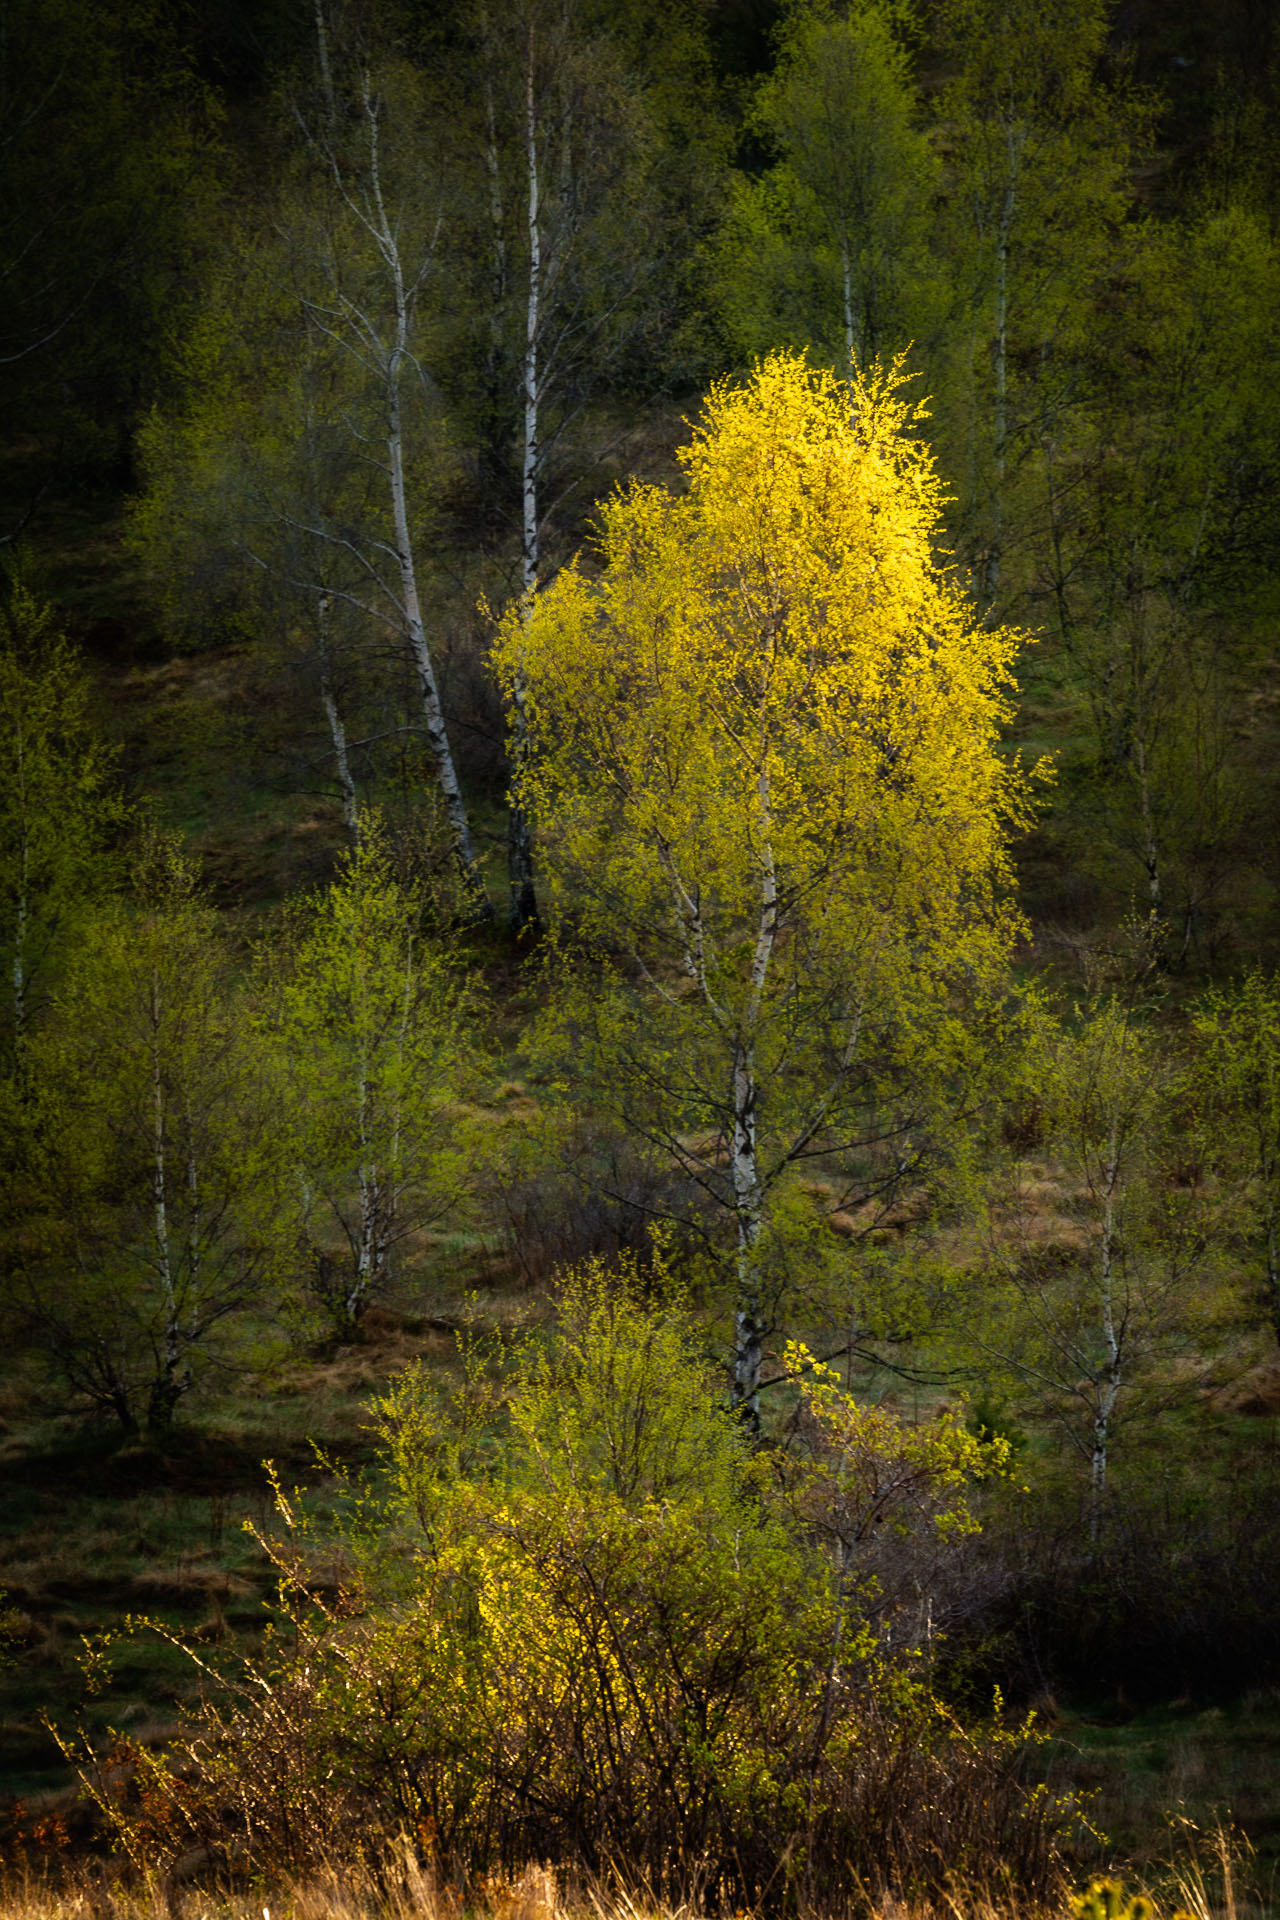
[495,351,1035,1422]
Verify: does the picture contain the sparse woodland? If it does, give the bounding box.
[4,0,1280,1912]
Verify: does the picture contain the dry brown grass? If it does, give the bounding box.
[0,1862,1077,1920]
[0,1815,1260,1920]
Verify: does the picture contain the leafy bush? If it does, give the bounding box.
[83,1263,1079,1910]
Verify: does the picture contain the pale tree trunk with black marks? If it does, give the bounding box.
[840,238,857,378]
[296,28,491,921]
[351,1043,383,1331]
[316,592,359,845]
[730,1036,766,1426]
[730,763,779,1429]
[363,91,490,922]
[504,16,542,935]
[1089,1112,1125,1541]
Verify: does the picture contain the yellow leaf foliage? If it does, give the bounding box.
[496,350,1033,1007]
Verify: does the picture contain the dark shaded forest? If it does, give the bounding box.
[5,0,1280,1910]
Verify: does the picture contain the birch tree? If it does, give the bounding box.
[134,23,491,915]
[270,822,476,1340]
[9,837,281,1434]
[1034,206,1280,955]
[932,0,1143,613]
[715,3,938,378]
[1196,971,1280,1342]
[0,587,124,1073]
[974,996,1234,1537]
[286,43,493,917]
[131,263,415,852]
[495,352,1033,1424]
[462,0,683,928]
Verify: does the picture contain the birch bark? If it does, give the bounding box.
[1089,1115,1124,1540]
[295,36,491,921]
[316,592,360,844]
[730,763,778,1428]
[365,107,490,922]
[506,19,542,933]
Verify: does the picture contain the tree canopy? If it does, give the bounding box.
[496,349,1035,1417]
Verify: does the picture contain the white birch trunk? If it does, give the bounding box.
[1090,1118,1124,1541]
[984,151,1017,610]
[840,237,857,378]
[386,344,490,921]
[731,1038,765,1426]
[357,86,491,924]
[353,1032,377,1329]
[317,593,359,845]
[313,0,336,123]
[186,1137,201,1333]
[505,20,542,934]
[521,27,541,612]
[1133,731,1163,930]
[731,763,779,1429]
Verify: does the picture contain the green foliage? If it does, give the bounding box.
[496,349,1034,1408]
[967,992,1240,1522]
[1042,205,1280,953]
[268,820,479,1338]
[88,1264,1073,1904]
[927,0,1151,606]
[1195,969,1280,1337]
[782,1341,1012,1543]
[9,833,284,1434]
[0,587,127,1071]
[714,2,939,374]
[0,0,222,489]
[1072,1879,1195,1920]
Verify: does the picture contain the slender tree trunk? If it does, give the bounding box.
[480,14,510,504]
[1133,731,1163,929]
[186,1136,200,1311]
[385,346,491,923]
[353,1025,377,1330]
[148,968,186,1437]
[1090,1120,1124,1542]
[11,816,28,1060]
[1125,575,1165,950]
[840,237,857,377]
[731,1036,765,1430]
[730,763,779,1431]
[506,21,542,935]
[313,0,336,123]
[317,593,359,845]
[983,153,1017,610]
[360,84,492,924]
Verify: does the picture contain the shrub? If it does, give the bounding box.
[82,1263,1079,1911]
